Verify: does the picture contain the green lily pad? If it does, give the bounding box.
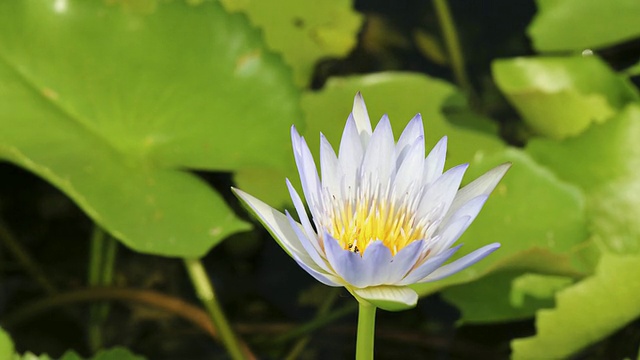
[512,254,640,359]
[0,327,14,360]
[221,0,363,86]
[493,56,639,139]
[528,104,640,253]
[0,0,306,257]
[441,271,571,324]
[529,0,640,52]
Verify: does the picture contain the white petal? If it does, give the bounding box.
[291,126,322,216]
[419,243,500,283]
[423,136,447,185]
[352,285,418,311]
[285,211,333,274]
[448,163,511,216]
[430,215,471,255]
[396,114,424,165]
[417,163,468,221]
[384,240,425,284]
[285,179,319,246]
[397,245,461,285]
[320,133,342,197]
[323,231,370,288]
[361,114,396,187]
[232,188,310,263]
[291,251,342,287]
[438,195,489,247]
[359,241,394,286]
[339,115,364,190]
[394,135,425,196]
[353,92,373,144]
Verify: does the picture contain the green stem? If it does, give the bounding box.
[284,288,340,360]
[355,301,377,360]
[0,219,57,295]
[183,258,248,360]
[433,0,471,95]
[87,227,118,351]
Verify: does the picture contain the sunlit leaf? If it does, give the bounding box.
[512,254,640,359]
[442,271,560,324]
[0,327,14,360]
[529,0,640,52]
[493,56,639,139]
[221,0,363,86]
[0,0,307,257]
[528,104,640,253]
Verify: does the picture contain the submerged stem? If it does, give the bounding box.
[183,258,250,360]
[355,301,377,360]
[433,0,471,95]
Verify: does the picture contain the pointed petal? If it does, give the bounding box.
[323,231,379,288]
[285,179,319,246]
[232,188,307,260]
[419,243,500,283]
[449,163,511,215]
[291,251,342,287]
[396,114,424,164]
[285,211,333,273]
[397,245,461,285]
[361,114,395,186]
[423,136,447,185]
[352,285,418,311]
[339,114,364,190]
[359,241,394,286]
[439,195,489,245]
[320,133,342,197]
[430,215,471,254]
[384,240,425,283]
[353,92,373,144]
[417,163,468,221]
[291,126,322,216]
[394,136,425,196]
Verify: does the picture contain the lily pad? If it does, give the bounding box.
[529,0,640,52]
[220,0,363,86]
[512,254,640,359]
[528,104,640,253]
[441,271,571,324]
[0,0,305,257]
[493,56,639,139]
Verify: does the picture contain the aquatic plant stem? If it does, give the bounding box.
[87,227,118,351]
[184,258,248,360]
[433,0,471,95]
[355,301,377,360]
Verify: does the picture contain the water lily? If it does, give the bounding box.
[233,93,509,311]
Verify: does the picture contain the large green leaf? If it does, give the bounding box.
[493,56,639,139]
[412,148,590,297]
[512,254,640,359]
[441,271,570,324]
[529,0,640,52]
[0,0,306,257]
[221,0,363,86]
[234,72,505,210]
[528,104,640,253]
[0,327,14,360]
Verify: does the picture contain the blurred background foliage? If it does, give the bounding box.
[0,0,639,359]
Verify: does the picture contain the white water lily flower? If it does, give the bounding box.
[234,93,510,311]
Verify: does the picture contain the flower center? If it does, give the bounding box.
[321,180,429,256]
